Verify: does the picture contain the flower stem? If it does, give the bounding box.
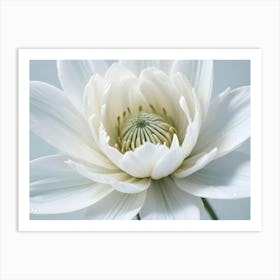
[202,198,219,220]
[136,214,141,220]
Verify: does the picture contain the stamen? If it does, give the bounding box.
[165,132,172,143]
[125,139,131,151]
[116,111,178,153]
[152,133,161,144]
[117,116,121,135]
[149,104,156,112]
[121,140,127,153]
[169,126,177,134]
[131,141,135,150]
[136,137,141,148]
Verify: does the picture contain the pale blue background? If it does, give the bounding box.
[30,60,250,220]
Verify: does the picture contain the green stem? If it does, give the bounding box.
[202,198,218,220]
[136,214,141,220]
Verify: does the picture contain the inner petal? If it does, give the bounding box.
[116,111,177,153]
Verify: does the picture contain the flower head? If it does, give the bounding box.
[30,60,250,220]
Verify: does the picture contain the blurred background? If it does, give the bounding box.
[30,60,250,220]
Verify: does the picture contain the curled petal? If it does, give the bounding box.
[98,125,124,167]
[179,94,202,158]
[171,60,213,119]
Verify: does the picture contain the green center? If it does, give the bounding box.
[116,112,177,153]
[136,119,147,128]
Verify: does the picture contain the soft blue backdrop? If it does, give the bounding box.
[30,60,250,220]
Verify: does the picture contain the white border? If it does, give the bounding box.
[18,48,262,232]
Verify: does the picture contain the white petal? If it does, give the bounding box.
[171,60,213,119]
[193,86,250,158]
[67,159,151,194]
[57,60,108,111]
[139,67,188,135]
[105,62,136,82]
[98,125,171,178]
[101,64,149,139]
[120,142,170,178]
[98,125,123,167]
[139,67,181,111]
[171,72,197,120]
[120,60,174,76]
[173,151,250,199]
[85,190,146,220]
[30,81,113,169]
[179,94,202,158]
[171,73,203,156]
[174,148,218,178]
[88,114,101,148]
[151,135,184,179]
[139,177,203,220]
[30,155,113,214]
[83,74,106,119]
[83,75,106,148]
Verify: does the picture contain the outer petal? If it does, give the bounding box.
[173,147,218,178]
[171,60,213,119]
[139,177,203,220]
[30,81,113,169]
[85,190,146,220]
[67,159,151,194]
[30,155,113,214]
[57,60,108,111]
[192,86,250,159]
[120,60,174,76]
[173,151,250,199]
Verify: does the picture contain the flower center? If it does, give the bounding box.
[115,111,177,153]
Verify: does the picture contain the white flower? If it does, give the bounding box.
[30,60,250,220]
